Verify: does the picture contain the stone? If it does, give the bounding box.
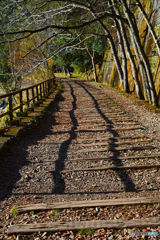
[41,232,47,237]
[16,236,23,240]
[108,236,113,240]
[69,235,74,239]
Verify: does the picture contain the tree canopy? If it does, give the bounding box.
[0,0,159,106]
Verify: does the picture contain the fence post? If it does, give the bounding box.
[32,87,35,104]
[40,83,42,98]
[47,81,50,94]
[46,81,49,94]
[20,90,23,112]
[26,89,29,107]
[43,82,45,96]
[9,96,13,121]
[36,86,39,101]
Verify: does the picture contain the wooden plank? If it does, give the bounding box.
[76,145,155,153]
[74,107,122,112]
[54,122,137,126]
[77,122,138,128]
[77,118,132,123]
[37,138,154,146]
[77,134,153,142]
[17,197,160,213]
[8,217,160,234]
[73,126,142,133]
[106,116,130,120]
[61,164,160,173]
[77,112,126,117]
[66,153,160,162]
[76,139,152,147]
[74,107,118,110]
[0,137,10,144]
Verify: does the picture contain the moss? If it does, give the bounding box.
[10,206,18,216]
[4,127,23,138]
[47,209,61,218]
[78,229,96,236]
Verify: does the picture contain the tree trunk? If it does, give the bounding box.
[109,0,129,93]
[129,28,151,101]
[89,7,124,89]
[84,64,88,80]
[92,57,97,82]
[87,49,97,82]
[136,0,160,57]
[112,0,142,98]
[120,0,158,106]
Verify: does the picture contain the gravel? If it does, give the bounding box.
[0,79,160,239]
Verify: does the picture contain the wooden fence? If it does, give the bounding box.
[0,78,55,121]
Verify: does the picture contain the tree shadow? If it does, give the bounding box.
[0,86,66,202]
[76,82,136,192]
[52,82,78,193]
[1,79,155,203]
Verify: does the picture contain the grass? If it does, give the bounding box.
[29,211,35,216]
[94,165,111,168]
[78,229,96,236]
[10,206,18,216]
[57,81,63,90]
[55,72,87,80]
[124,205,128,210]
[47,209,61,218]
[91,81,111,88]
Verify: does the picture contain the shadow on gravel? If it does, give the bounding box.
[52,82,78,194]
[77,82,136,193]
[12,187,159,197]
[0,83,65,202]
[0,80,138,202]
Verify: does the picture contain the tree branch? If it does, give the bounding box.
[0,11,128,37]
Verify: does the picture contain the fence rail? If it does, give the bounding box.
[0,78,55,122]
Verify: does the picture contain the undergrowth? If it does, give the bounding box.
[47,209,61,218]
[78,229,96,236]
[10,206,18,216]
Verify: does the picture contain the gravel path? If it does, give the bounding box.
[0,79,160,239]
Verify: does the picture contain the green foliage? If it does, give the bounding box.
[57,81,63,90]
[0,104,10,127]
[78,229,96,236]
[124,205,128,210]
[29,211,35,216]
[0,43,11,92]
[47,209,61,218]
[10,206,18,216]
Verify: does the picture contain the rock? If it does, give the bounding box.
[108,236,113,240]
[115,214,120,219]
[151,211,156,216]
[6,215,10,220]
[41,232,47,237]
[69,235,74,239]
[16,236,23,240]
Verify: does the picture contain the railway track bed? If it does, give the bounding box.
[0,79,160,239]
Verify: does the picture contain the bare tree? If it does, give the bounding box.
[0,0,159,105]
